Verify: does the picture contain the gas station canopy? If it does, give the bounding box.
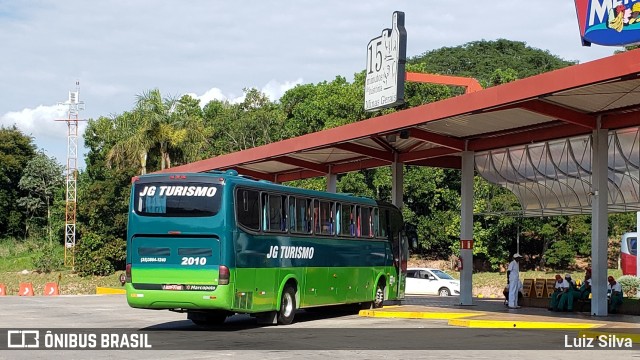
[476,127,639,216]
[165,49,640,216]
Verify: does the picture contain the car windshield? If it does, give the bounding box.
[431,269,454,280]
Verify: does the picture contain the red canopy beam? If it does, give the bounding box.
[271,156,327,174]
[332,143,394,162]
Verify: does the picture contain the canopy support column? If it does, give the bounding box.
[326,166,337,193]
[460,151,474,306]
[636,211,640,297]
[591,128,608,316]
[392,153,403,209]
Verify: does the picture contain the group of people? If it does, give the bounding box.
[505,253,625,313]
[548,270,623,313]
[548,271,592,312]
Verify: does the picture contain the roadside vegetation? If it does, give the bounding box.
[0,40,637,295]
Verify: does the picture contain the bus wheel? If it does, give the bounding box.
[277,286,297,325]
[188,311,227,326]
[373,281,385,308]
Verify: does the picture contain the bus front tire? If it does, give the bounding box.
[373,282,385,308]
[277,286,297,325]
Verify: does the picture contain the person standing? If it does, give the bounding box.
[507,253,523,309]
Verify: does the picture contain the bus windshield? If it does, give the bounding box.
[133,182,222,217]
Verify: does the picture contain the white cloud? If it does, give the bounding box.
[0,105,67,139]
[0,105,87,167]
[186,88,229,106]
[186,79,304,107]
[261,79,304,102]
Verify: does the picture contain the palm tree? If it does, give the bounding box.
[135,89,184,170]
[106,111,152,175]
[108,89,211,173]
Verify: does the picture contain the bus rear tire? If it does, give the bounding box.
[188,311,228,326]
[277,286,297,325]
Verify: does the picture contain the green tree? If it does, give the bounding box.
[135,89,182,170]
[409,39,575,87]
[107,91,208,174]
[204,88,286,155]
[106,111,153,175]
[17,152,64,242]
[0,126,36,237]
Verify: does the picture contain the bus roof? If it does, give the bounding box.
[133,170,395,208]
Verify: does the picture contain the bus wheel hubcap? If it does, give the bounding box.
[283,293,293,316]
[376,288,383,305]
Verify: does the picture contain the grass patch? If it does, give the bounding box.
[0,270,124,295]
[0,238,125,295]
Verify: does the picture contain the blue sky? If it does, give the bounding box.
[0,1,619,169]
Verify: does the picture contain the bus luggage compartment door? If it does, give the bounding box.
[130,236,221,287]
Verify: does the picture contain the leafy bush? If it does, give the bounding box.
[32,242,64,273]
[544,240,576,269]
[618,275,640,298]
[74,232,126,277]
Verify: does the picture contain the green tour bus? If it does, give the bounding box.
[125,170,408,325]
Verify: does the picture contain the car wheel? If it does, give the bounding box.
[438,287,451,297]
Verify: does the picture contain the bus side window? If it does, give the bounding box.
[313,200,320,234]
[265,193,285,232]
[361,207,372,238]
[373,208,380,237]
[379,208,389,238]
[319,200,334,236]
[305,199,313,233]
[339,203,352,237]
[335,203,341,235]
[261,193,269,231]
[293,197,311,234]
[281,196,288,231]
[355,206,360,237]
[289,196,296,232]
[236,189,259,231]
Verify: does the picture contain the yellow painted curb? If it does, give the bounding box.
[359,310,482,320]
[449,319,600,329]
[96,287,125,295]
[578,330,640,343]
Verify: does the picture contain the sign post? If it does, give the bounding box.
[364,11,407,111]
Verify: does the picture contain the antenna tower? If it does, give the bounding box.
[56,81,85,267]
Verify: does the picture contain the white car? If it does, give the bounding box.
[406,268,460,296]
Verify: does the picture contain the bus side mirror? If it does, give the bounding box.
[404,225,418,249]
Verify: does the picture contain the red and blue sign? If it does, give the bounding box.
[575,0,640,46]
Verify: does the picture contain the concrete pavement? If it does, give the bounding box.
[361,295,640,338]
